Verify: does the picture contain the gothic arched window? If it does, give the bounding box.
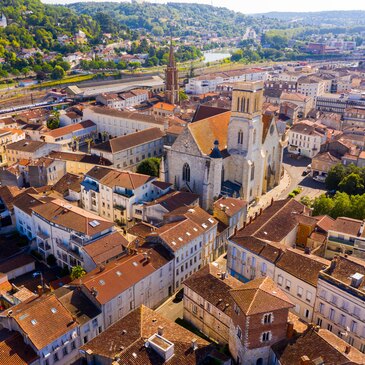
[237,98,240,112]
[182,163,190,182]
[253,129,257,145]
[251,163,255,181]
[254,96,258,112]
[246,98,250,113]
[241,97,246,113]
[238,130,243,145]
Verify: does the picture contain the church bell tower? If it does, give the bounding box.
[165,39,179,105]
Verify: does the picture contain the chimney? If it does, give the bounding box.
[300,356,311,365]
[191,338,198,350]
[304,247,311,255]
[329,256,337,273]
[99,265,105,272]
[135,239,140,249]
[221,272,226,280]
[345,345,351,354]
[37,285,43,297]
[286,321,294,339]
[158,326,164,336]
[270,197,274,206]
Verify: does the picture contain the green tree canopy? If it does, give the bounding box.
[47,112,60,130]
[338,173,364,195]
[51,65,66,80]
[136,157,161,177]
[70,265,86,280]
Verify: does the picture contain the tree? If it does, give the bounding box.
[70,265,86,280]
[136,157,161,177]
[47,112,60,130]
[179,90,189,101]
[51,65,66,80]
[325,164,346,191]
[312,194,335,216]
[330,192,352,218]
[338,173,364,195]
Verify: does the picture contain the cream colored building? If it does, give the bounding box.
[183,263,242,344]
[314,255,365,353]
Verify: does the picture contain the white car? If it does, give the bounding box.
[313,175,326,183]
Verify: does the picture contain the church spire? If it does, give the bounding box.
[168,37,175,67]
[165,37,179,105]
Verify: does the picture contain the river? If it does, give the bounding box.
[202,50,232,63]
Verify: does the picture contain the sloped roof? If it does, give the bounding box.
[230,276,293,316]
[188,111,231,154]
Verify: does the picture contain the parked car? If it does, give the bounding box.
[313,175,326,183]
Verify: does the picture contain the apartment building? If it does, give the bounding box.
[147,206,218,291]
[42,120,96,149]
[82,106,166,138]
[314,255,365,353]
[91,127,165,170]
[0,128,25,165]
[325,217,365,260]
[343,107,365,128]
[297,75,327,99]
[0,294,80,365]
[229,277,293,365]
[287,122,324,158]
[183,263,242,344]
[186,68,268,95]
[31,198,116,269]
[78,248,173,329]
[280,92,314,118]
[96,89,149,109]
[6,140,61,164]
[80,166,171,225]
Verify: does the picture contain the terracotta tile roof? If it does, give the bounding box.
[82,232,128,266]
[234,199,307,242]
[272,327,365,365]
[0,254,34,274]
[151,180,172,190]
[79,252,168,305]
[166,124,184,135]
[314,215,334,232]
[12,189,51,216]
[48,151,112,166]
[44,120,95,138]
[92,127,164,154]
[183,264,243,316]
[127,222,157,238]
[262,114,274,143]
[52,173,83,195]
[313,152,340,163]
[81,305,213,364]
[31,198,115,236]
[89,106,165,125]
[188,111,231,155]
[192,105,229,122]
[153,102,175,111]
[281,92,310,102]
[329,217,364,237]
[323,255,365,293]
[6,139,46,153]
[231,235,285,263]
[213,197,247,218]
[99,170,154,190]
[0,186,22,210]
[309,231,327,243]
[0,329,39,365]
[230,276,293,316]
[11,294,78,350]
[56,287,101,326]
[145,191,199,212]
[276,249,330,287]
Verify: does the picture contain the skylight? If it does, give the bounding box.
[51,308,57,314]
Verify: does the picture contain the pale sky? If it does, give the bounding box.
[42,0,365,14]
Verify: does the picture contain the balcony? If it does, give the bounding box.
[38,241,51,251]
[328,236,354,246]
[114,204,126,212]
[70,234,86,246]
[37,230,49,240]
[115,189,134,198]
[56,240,83,261]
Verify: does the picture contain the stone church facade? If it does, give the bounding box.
[161,81,284,209]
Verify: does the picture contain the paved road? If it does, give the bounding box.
[156,294,184,322]
[281,151,326,200]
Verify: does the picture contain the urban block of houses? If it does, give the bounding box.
[80,166,171,225]
[42,120,96,150]
[82,106,166,138]
[96,88,149,109]
[91,127,165,170]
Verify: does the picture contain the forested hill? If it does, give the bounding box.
[0,0,106,52]
[253,10,365,27]
[67,2,280,37]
